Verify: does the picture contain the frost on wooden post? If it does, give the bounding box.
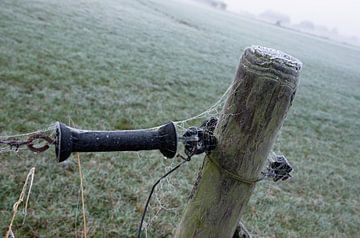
[175,46,302,238]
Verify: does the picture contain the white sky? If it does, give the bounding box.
[225,0,360,38]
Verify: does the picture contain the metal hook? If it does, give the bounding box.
[26,134,55,153]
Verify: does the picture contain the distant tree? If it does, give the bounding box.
[259,10,290,26]
[298,20,315,30]
[193,0,226,10]
[331,27,339,35]
[210,0,227,10]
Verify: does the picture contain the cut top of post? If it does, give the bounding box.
[242,46,303,89]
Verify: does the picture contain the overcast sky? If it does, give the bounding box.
[225,0,360,38]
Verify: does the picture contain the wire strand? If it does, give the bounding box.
[77,153,88,238]
[137,159,188,238]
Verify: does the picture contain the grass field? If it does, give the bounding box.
[1,0,360,237]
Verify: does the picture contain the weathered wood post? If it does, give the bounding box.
[175,46,302,238]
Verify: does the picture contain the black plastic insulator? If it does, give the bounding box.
[183,127,217,158]
[55,122,178,162]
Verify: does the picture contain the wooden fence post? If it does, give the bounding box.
[174,46,302,238]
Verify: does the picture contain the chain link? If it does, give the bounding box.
[0,133,55,153]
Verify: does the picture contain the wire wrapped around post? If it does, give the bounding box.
[175,46,302,238]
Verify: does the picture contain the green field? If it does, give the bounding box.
[1,0,360,237]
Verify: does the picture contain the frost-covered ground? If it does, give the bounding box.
[0,0,359,237]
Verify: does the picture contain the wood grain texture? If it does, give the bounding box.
[175,46,302,238]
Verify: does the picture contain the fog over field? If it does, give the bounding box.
[226,0,360,45]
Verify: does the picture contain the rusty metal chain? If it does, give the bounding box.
[0,133,55,153]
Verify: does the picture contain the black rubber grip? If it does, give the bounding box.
[55,122,178,162]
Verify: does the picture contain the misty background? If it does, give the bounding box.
[193,0,360,46]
